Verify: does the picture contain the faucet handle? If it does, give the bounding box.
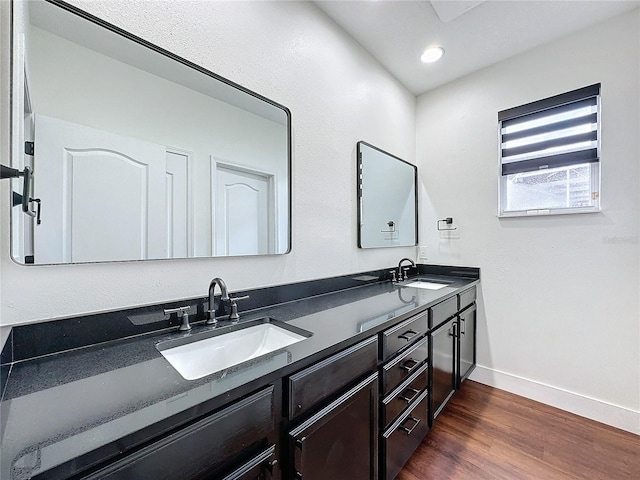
[402,267,411,281]
[229,295,250,323]
[229,294,250,302]
[163,305,190,316]
[164,306,191,331]
[389,270,398,283]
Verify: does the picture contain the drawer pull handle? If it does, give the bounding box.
[399,387,421,403]
[400,358,419,373]
[398,329,418,341]
[398,415,421,435]
[266,459,278,476]
[448,324,457,338]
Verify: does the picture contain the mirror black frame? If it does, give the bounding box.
[10,0,293,263]
[356,141,418,249]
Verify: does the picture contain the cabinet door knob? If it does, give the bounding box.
[266,458,278,474]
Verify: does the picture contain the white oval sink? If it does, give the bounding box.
[157,318,312,380]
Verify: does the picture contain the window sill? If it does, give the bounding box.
[498,206,601,218]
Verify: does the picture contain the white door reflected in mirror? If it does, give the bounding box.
[35,114,175,263]
[10,0,291,264]
[214,163,276,256]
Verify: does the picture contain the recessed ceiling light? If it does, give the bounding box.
[421,46,444,64]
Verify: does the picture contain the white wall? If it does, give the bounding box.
[0,1,416,325]
[416,10,639,433]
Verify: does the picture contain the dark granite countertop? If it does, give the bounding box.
[0,273,478,479]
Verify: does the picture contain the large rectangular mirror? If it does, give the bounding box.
[357,141,417,248]
[10,0,291,264]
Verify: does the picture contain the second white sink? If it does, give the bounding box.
[157,319,312,380]
[404,280,449,290]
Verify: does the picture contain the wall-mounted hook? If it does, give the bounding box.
[437,217,457,231]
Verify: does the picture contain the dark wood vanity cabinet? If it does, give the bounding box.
[429,317,457,425]
[457,304,476,388]
[80,386,278,480]
[428,287,478,425]
[381,390,429,480]
[67,285,478,480]
[378,313,430,479]
[288,373,379,480]
[286,337,379,480]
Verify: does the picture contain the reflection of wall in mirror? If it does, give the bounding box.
[24,24,288,259]
[360,145,416,248]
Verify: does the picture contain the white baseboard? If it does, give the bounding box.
[469,365,640,435]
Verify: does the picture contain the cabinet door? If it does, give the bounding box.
[289,373,378,480]
[430,318,456,425]
[457,305,476,388]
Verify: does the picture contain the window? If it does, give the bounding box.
[498,84,601,216]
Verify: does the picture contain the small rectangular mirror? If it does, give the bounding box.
[357,141,417,248]
[10,0,291,264]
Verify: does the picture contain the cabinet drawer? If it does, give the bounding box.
[221,445,277,480]
[381,362,428,430]
[458,287,476,311]
[381,336,428,396]
[83,386,274,480]
[430,296,457,329]
[288,337,377,420]
[380,312,427,361]
[381,390,429,480]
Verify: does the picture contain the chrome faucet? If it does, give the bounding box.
[206,278,229,326]
[206,278,250,326]
[398,258,416,281]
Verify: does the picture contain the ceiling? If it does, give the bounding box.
[314,0,640,96]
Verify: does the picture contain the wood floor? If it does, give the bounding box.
[398,381,640,480]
